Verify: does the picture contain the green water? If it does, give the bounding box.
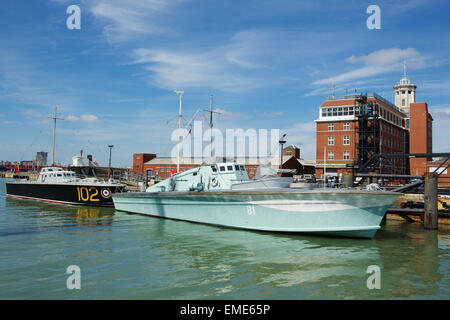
[0,179,449,300]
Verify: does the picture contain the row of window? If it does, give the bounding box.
[43,172,76,178]
[322,107,361,117]
[326,151,350,160]
[328,122,350,131]
[328,135,350,146]
[322,106,404,127]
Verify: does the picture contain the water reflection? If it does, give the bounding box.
[121,213,384,298]
[373,220,445,298]
[119,212,449,299]
[4,197,115,230]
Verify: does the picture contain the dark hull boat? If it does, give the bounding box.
[6,181,124,206]
[6,166,125,207]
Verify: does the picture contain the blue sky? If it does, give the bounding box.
[1,0,449,167]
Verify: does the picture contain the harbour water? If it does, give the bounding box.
[0,179,449,300]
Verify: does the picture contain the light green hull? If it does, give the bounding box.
[113,189,400,238]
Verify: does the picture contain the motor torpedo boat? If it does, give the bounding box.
[112,161,400,238]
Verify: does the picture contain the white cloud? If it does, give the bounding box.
[128,29,301,92]
[66,114,99,122]
[345,48,420,66]
[313,47,428,86]
[130,48,265,92]
[89,0,182,42]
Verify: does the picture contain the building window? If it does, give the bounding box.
[402,90,405,94]
[343,136,350,145]
[408,90,412,94]
[322,109,327,117]
[343,151,350,160]
[328,136,334,145]
[327,151,334,160]
[136,155,140,159]
[328,123,334,131]
[402,99,405,106]
[343,122,350,130]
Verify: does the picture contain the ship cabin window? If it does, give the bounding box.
[57,174,62,177]
[211,165,217,172]
[239,165,245,171]
[227,165,233,171]
[234,165,240,171]
[219,166,226,172]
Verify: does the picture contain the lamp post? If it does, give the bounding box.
[108,145,114,180]
[279,134,287,174]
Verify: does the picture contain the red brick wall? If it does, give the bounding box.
[409,102,432,175]
[132,153,156,174]
[316,120,356,177]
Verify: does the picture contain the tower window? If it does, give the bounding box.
[402,99,405,106]
[401,90,405,94]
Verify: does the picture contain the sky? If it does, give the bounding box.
[0,0,449,168]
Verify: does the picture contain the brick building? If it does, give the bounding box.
[132,153,156,174]
[315,73,442,181]
[409,102,433,175]
[315,91,409,178]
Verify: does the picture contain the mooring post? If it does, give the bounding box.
[424,172,438,230]
[342,171,354,188]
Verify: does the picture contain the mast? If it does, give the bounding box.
[205,94,220,159]
[48,106,64,166]
[174,90,184,172]
[210,95,213,158]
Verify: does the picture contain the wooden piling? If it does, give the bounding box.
[424,172,438,230]
[342,171,354,188]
